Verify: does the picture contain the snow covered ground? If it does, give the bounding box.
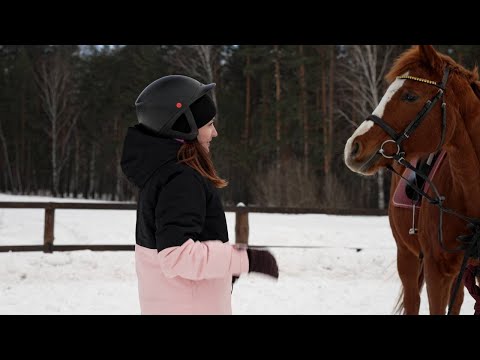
[0,194,474,314]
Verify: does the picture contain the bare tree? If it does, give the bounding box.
[337,45,395,209]
[34,50,80,197]
[253,158,322,207]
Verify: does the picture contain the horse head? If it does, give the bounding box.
[344,45,480,176]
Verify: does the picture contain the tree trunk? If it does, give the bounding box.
[298,45,309,175]
[18,87,26,194]
[321,58,328,175]
[0,120,16,192]
[315,86,321,132]
[261,76,269,145]
[32,167,38,194]
[52,118,58,197]
[114,115,124,201]
[243,53,251,143]
[274,46,281,166]
[116,156,124,201]
[327,46,335,177]
[260,75,269,175]
[88,142,96,198]
[61,154,70,197]
[72,128,80,198]
[25,139,31,194]
[273,45,284,206]
[15,142,22,194]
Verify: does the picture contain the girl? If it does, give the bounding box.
[121,75,278,315]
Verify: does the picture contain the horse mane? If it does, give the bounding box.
[386,46,480,100]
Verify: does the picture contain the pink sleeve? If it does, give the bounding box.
[157,239,249,280]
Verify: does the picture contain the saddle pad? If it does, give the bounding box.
[392,150,446,209]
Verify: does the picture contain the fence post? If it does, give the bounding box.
[44,204,55,253]
[235,203,249,246]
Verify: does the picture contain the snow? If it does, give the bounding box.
[0,194,475,314]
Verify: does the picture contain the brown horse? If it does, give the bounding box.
[344,45,480,315]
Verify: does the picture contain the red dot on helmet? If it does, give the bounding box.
[176,102,182,108]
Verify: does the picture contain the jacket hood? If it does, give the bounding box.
[120,125,182,188]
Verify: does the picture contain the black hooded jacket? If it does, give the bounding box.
[120,125,229,252]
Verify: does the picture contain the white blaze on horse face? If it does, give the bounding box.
[372,73,408,118]
[344,72,409,163]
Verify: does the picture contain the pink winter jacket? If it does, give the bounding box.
[135,239,249,315]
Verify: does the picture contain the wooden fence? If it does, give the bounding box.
[0,202,388,253]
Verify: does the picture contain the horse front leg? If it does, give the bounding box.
[424,256,463,315]
[397,246,423,314]
[447,275,464,315]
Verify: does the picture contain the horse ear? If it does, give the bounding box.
[418,45,443,71]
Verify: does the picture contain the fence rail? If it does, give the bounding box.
[0,202,388,253]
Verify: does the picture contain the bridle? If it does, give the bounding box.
[363,66,480,315]
[360,67,450,172]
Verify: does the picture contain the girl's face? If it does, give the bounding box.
[197,119,218,152]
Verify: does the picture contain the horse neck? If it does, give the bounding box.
[463,91,480,161]
[445,89,480,215]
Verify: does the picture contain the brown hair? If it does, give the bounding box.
[177,141,228,188]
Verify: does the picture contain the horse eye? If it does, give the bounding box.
[401,93,418,102]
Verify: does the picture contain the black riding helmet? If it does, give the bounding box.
[135,75,216,141]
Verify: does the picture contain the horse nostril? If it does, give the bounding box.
[350,141,360,157]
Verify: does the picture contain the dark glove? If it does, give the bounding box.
[246,248,279,279]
